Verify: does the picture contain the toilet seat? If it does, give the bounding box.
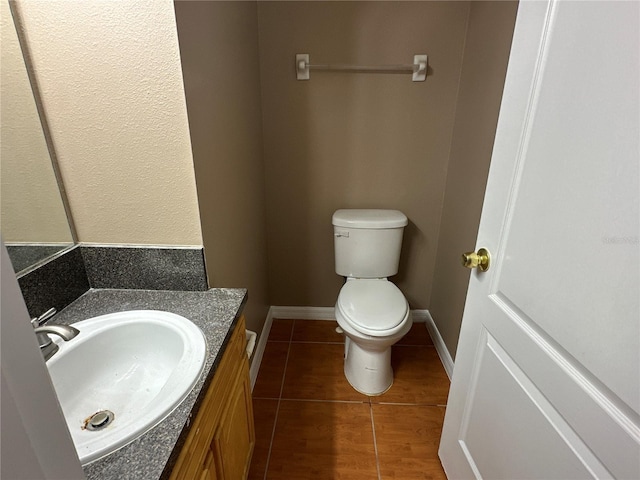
[337,279,409,337]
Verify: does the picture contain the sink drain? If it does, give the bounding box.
[83,410,115,431]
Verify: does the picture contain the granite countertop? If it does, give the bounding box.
[51,287,247,480]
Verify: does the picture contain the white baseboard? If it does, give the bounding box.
[270,306,336,320]
[251,306,455,388]
[408,310,427,323]
[249,308,274,391]
[416,309,455,380]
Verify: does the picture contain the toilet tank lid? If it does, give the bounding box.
[332,209,408,229]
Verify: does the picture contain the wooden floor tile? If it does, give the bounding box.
[371,346,450,405]
[266,400,378,480]
[281,343,368,402]
[397,323,434,346]
[292,319,344,343]
[247,399,279,480]
[253,341,289,399]
[268,318,294,342]
[372,404,446,479]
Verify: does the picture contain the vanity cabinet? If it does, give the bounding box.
[170,315,254,480]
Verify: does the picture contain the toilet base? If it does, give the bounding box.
[343,337,393,396]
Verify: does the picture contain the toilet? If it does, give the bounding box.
[333,209,413,395]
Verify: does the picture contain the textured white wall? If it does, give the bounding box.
[13,0,203,245]
[0,0,72,243]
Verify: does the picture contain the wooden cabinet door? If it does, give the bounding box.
[212,360,255,480]
[199,449,218,480]
[171,316,254,480]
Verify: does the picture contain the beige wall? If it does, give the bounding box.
[429,1,518,359]
[12,0,203,246]
[0,0,72,244]
[174,1,270,335]
[258,1,471,308]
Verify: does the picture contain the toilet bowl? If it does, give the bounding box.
[333,209,411,396]
[335,279,412,395]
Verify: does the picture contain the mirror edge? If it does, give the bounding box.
[8,0,78,244]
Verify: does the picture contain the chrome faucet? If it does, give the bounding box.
[31,308,80,361]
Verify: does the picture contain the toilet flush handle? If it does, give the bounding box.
[334,230,350,238]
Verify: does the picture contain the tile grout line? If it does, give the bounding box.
[253,396,369,405]
[369,404,382,480]
[279,397,370,404]
[261,320,296,480]
[292,340,345,345]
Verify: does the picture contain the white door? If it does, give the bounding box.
[1,242,85,478]
[439,1,639,479]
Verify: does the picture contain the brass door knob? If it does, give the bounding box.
[461,248,491,272]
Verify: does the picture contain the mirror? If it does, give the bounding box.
[0,0,75,275]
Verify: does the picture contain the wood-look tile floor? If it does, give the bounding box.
[249,319,450,480]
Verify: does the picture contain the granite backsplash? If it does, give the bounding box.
[17,245,208,318]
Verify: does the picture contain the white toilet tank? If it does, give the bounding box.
[333,209,408,278]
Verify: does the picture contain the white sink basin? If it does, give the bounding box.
[46,310,207,465]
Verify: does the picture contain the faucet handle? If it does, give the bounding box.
[30,307,57,328]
